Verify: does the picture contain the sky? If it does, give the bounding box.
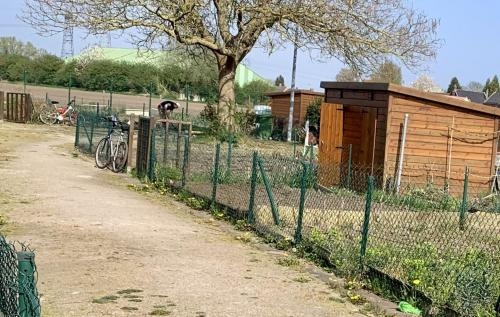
[1,1,500,91]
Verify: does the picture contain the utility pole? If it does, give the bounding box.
[185,83,189,115]
[287,28,299,142]
[68,73,72,104]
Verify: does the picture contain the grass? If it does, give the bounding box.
[149,308,171,315]
[121,306,139,311]
[292,276,311,283]
[92,295,119,304]
[276,256,301,267]
[117,288,143,295]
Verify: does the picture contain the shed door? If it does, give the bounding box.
[343,106,377,166]
[318,103,343,186]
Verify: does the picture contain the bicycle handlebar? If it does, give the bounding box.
[102,116,129,132]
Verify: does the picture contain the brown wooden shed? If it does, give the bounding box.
[266,90,324,126]
[318,82,500,194]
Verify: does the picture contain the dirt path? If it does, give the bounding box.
[0,122,367,317]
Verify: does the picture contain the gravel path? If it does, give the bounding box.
[0,122,366,317]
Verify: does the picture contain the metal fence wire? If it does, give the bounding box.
[0,235,41,317]
[75,112,117,154]
[142,134,500,316]
[0,235,18,317]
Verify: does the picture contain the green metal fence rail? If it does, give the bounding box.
[0,235,40,317]
[141,133,500,316]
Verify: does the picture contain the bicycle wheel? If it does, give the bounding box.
[69,111,78,126]
[95,137,111,169]
[39,106,57,125]
[112,141,128,173]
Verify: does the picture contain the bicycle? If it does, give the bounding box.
[94,116,130,173]
[39,98,78,125]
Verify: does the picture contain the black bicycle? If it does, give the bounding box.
[94,116,130,173]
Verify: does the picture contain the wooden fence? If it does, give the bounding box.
[0,91,4,121]
[6,93,33,123]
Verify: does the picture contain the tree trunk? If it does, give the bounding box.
[216,54,237,132]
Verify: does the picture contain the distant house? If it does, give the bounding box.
[450,89,486,103]
[71,47,268,87]
[484,91,500,106]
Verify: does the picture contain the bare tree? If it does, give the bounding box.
[465,81,484,92]
[335,67,361,82]
[22,0,440,129]
[369,60,403,85]
[0,36,46,57]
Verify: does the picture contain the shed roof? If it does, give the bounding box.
[266,89,324,97]
[320,82,500,117]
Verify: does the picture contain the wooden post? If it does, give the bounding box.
[176,122,182,168]
[26,94,33,123]
[127,115,135,173]
[371,119,378,176]
[14,93,19,122]
[445,116,455,191]
[188,122,192,175]
[163,121,168,164]
[0,91,4,121]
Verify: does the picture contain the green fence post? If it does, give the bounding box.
[293,129,297,157]
[181,135,190,188]
[360,175,374,267]
[88,116,95,153]
[347,144,352,189]
[67,73,72,104]
[148,82,153,117]
[211,143,221,208]
[257,158,281,226]
[185,83,189,114]
[74,114,80,147]
[225,134,233,179]
[18,251,40,317]
[294,161,309,244]
[109,80,114,114]
[148,129,156,182]
[459,166,469,231]
[247,151,258,224]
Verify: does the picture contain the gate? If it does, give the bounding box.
[0,91,4,121]
[136,116,156,178]
[6,93,33,123]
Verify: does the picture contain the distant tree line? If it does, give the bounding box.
[0,37,275,105]
[446,76,500,98]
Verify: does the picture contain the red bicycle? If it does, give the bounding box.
[39,99,78,125]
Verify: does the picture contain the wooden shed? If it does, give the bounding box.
[318,82,500,194]
[266,90,324,126]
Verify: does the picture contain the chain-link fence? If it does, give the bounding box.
[0,235,18,317]
[0,235,40,317]
[144,131,500,316]
[74,110,129,156]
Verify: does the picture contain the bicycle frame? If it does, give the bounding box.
[54,100,76,123]
[108,129,125,161]
[40,99,78,125]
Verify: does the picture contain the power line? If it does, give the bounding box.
[0,24,31,28]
